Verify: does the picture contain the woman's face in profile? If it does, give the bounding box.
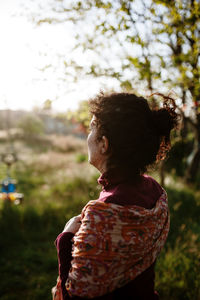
[87,115,109,172]
[87,115,100,168]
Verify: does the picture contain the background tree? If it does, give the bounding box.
[67,100,90,134]
[30,0,200,183]
[42,99,52,113]
[18,115,45,141]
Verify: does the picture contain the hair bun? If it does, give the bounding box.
[151,109,175,138]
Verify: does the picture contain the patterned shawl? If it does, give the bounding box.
[53,190,169,299]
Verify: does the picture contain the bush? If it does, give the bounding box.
[165,138,193,177]
[18,115,45,140]
[166,187,200,246]
[76,153,88,163]
[156,237,200,300]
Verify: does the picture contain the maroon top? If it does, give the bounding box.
[55,171,163,300]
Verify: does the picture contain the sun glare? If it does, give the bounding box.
[0,0,100,112]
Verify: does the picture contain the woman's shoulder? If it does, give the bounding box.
[55,232,74,249]
[142,174,163,192]
[99,174,163,209]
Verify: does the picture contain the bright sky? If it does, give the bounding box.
[0,0,118,112]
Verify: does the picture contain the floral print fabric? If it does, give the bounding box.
[52,276,63,300]
[64,190,169,298]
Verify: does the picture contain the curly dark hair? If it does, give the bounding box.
[88,92,179,177]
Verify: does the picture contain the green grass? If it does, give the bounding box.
[0,163,200,299]
[0,173,100,300]
[0,203,58,300]
[155,187,200,300]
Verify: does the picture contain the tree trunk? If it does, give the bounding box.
[186,114,200,183]
[159,160,165,187]
[181,116,188,139]
[180,90,188,139]
[186,146,200,183]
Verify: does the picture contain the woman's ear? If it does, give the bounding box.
[101,136,109,154]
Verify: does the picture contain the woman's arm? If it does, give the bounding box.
[55,215,81,300]
[55,232,74,300]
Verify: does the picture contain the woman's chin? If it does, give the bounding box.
[88,158,98,169]
[88,157,93,166]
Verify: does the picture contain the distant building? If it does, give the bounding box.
[0,109,87,138]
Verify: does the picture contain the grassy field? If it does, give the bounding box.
[0,134,200,300]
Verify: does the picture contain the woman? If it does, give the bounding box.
[53,92,179,300]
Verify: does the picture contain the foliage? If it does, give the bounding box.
[76,153,88,163]
[156,240,200,300]
[42,99,52,111]
[18,115,45,140]
[156,186,200,300]
[0,161,200,299]
[166,187,200,246]
[0,174,100,300]
[165,137,194,177]
[32,0,200,103]
[67,100,90,132]
[49,134,85,153]
[0,202,59,300]
[0,124,199,299]
[30,0,200,182]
